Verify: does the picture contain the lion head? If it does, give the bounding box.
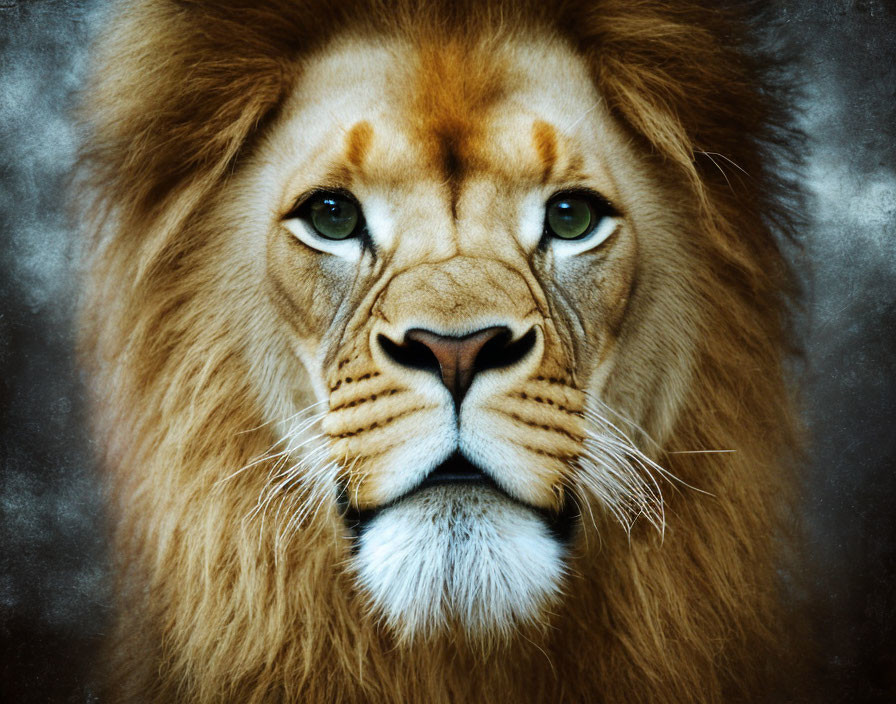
[246,33,696,638]
[80,1,802,701]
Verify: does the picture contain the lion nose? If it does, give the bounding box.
[378,326,536,406]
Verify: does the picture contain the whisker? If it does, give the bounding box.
[582,404,712,496]
[235,400,328,436]
[574,397,700,537]
[585,393,660,450]
[696,149,734,189]
[696,149,749,176]
[575,391,727,538]
[219,409,327,487]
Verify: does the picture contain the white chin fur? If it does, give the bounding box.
[352,486,566,641]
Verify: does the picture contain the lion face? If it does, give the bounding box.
[227,33,695,639]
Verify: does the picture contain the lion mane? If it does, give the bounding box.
[78,0,803,702]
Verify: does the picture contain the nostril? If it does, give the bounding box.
[377,334,441,373]
[474,327,537,374]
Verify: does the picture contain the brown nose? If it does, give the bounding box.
[378,326,537,406]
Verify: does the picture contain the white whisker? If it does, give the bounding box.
[235,400,328,436]
[218,406,328,487]
[573,393,720,538]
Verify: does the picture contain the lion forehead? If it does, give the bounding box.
[263,36,620,215]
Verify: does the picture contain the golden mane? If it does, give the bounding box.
[78,1,805,701]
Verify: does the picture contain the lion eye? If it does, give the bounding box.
[299,192,362,240]
[544,192,618,244]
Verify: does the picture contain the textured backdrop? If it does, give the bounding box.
[1,1,894,701]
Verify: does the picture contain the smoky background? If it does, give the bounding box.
[0,0,893,701]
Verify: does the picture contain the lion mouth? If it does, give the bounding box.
[341,452,579,544]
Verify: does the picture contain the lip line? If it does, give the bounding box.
[341,473,505,533]
[339,454,578,542]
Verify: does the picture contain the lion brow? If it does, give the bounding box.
[344,120,374,170]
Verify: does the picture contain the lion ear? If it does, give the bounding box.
[78,1,291,248]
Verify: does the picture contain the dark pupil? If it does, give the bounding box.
[311,197,358,239]
[548,199,593,239]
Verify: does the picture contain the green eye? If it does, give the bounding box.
[306,193,361,240]
[545,197,596,240]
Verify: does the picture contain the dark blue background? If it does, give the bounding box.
[1,1,894,700]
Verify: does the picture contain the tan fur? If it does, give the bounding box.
[77,1,804,701]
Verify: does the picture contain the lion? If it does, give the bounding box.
[77,0,803,701]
